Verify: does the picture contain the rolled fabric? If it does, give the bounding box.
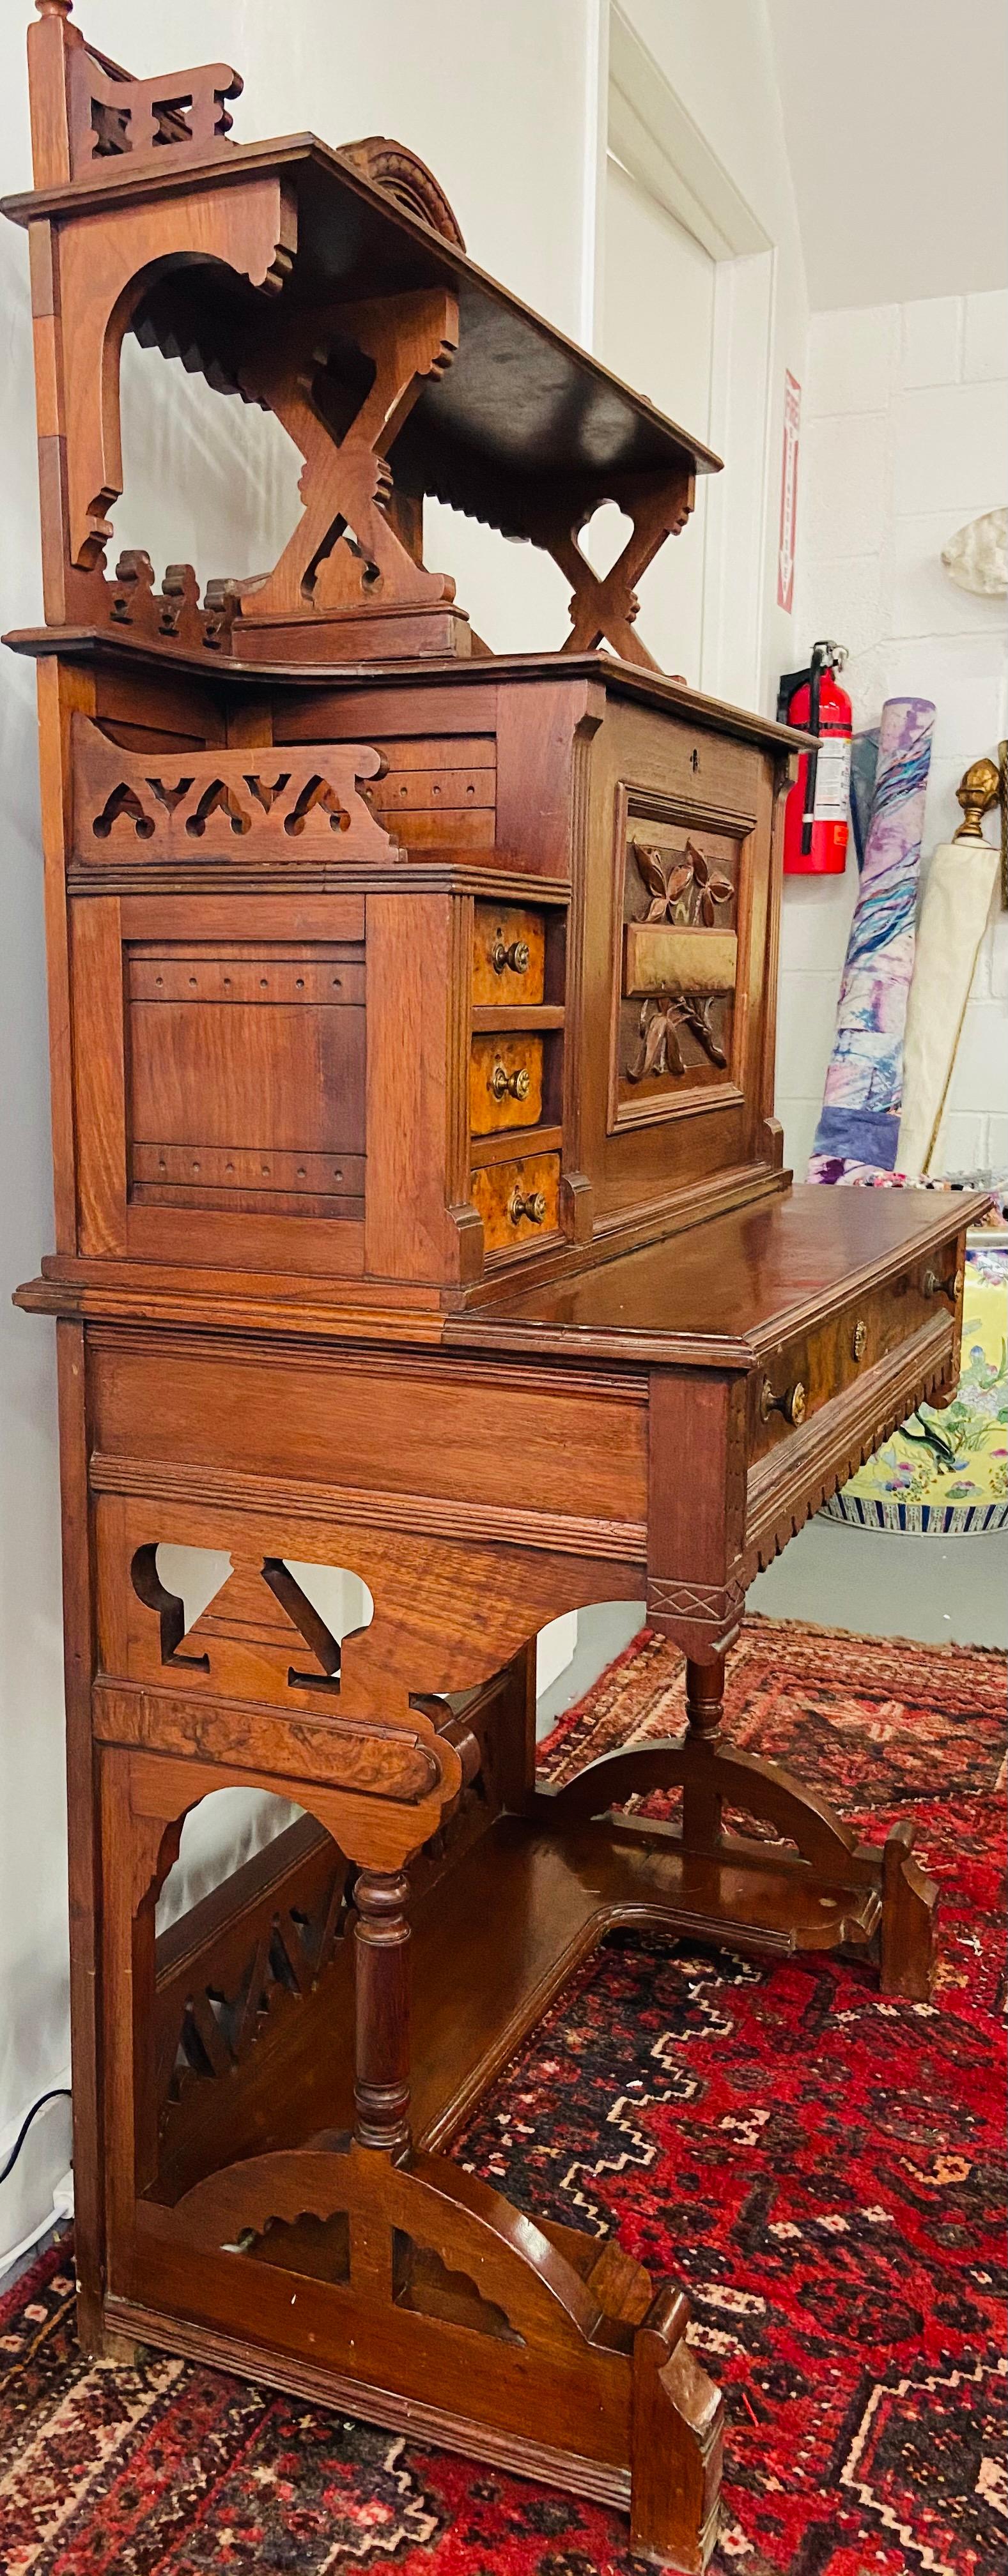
[897,839,999,1175]
[809,695,934,1183]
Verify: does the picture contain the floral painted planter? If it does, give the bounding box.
[821,1240,1008,1533]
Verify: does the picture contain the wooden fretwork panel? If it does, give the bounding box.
[72,720,398,867]
[153,1816,353,2148]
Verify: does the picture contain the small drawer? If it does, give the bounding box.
[472,903,545,1006]
[750,1243,965,1457]
[469,1034,543,1135]
[471,1151,561,1251]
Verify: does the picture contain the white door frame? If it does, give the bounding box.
[604,3,777,712]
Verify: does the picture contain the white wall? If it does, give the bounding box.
[777,292,1008,1177]
[768,0,1008,311]
[614,0,810,709]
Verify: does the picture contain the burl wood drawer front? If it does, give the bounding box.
[749,1243,963,1456]
[472,903,546,1005]
[469,1034,544,1134]
[471,1151,561,1249]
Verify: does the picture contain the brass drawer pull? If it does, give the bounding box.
[489,1061,531,1101]
[759,1376,807,1427]
[851,1318,867,1361]
[508,1186,547,1227]
[923,1265,965,1303]
[491,937,530,976]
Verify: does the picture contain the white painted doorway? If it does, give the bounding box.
[601,155,715,687]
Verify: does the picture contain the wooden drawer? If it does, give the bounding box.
[469,1033,543,1135]
[472,903,546,1006]
[470,1151,561,1251]
[749,1239,965,1458]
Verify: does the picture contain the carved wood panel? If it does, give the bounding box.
[72,718,399,865]
[67,43,243,174]
[610,798,748,1133]
[153,1816,352,2135]
[97,1494,642,1726]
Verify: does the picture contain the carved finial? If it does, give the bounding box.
[35,3,75,18]
[952,755,1000,841]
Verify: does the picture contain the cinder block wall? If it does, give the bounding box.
[777,291,1007,1178]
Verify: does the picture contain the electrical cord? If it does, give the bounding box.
[0,2090,72,2189]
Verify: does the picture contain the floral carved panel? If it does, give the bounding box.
[611,813,748,1129]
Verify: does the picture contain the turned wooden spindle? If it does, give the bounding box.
[353,1866,412,2156]
[682,1652,726,1851]
[685,1654,725,1741]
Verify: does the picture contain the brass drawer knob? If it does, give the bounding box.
[489,1061,531,1101]
[851,1318,867,1361]
[508,1186,547,1226]
[491,937,530,976]
[759,1376,807,1427]
[923,1265,965,1303]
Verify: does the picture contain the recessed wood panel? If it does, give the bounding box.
[125,939,366,1217]
[613,820,744,1124]
[128,997,364,1155]
[89,1343,649,1526]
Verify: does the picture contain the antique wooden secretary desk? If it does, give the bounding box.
[6,6,984,2565]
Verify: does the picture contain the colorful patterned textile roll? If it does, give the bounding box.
[809,695,934,1183]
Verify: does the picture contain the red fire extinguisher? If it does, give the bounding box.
[777,640,851,875]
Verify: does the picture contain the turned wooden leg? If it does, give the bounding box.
[681,1655,725,1853]
[353,1867,412,2156]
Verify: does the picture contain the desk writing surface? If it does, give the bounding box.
[446,1184,988,1365]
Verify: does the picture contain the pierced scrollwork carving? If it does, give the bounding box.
[157,1832,354,2115]
[74,717,399,864]
[131,1547,342,1702]
[105,551,238,654]
[67,45,243,175]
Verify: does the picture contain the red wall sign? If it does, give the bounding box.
[777,369,801,613]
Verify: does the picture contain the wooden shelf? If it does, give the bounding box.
[470,1006,566,1032]
[153,1807,878,2208]
[469,1123,563,1169]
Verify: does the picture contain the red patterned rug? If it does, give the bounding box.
[1,1618,1004,2575]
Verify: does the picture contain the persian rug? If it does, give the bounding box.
[1,1617,1004,2576]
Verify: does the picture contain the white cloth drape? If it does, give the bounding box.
[897,840,1000,1176]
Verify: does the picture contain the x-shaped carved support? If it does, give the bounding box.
[522,468,695,668]
[237,289,459,621]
